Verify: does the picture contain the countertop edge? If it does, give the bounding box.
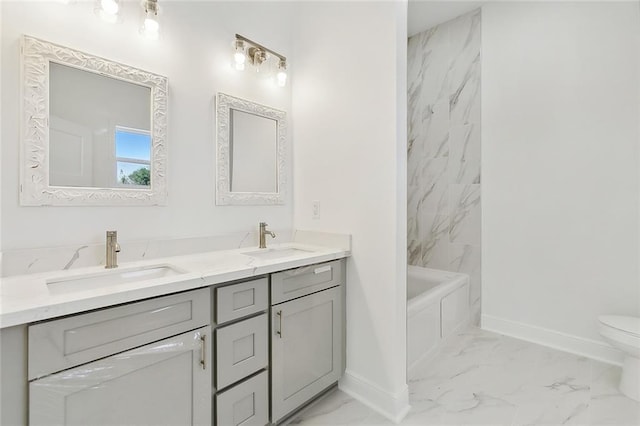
[0,248,350,329]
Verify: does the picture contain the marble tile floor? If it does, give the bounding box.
[287,327,640,426]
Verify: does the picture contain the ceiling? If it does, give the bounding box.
[408,1,484,37]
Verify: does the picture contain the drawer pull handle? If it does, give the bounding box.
[276,310,283,338]
[314,266,332,275]
[200,334,206,370]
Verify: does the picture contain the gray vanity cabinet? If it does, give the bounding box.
[270,260,344,423]
[28,288,212,426]
[30,326,212,426]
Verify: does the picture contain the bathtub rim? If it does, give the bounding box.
[407,265,469,316]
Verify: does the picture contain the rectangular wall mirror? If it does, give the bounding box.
[215,93,286,205]
[20,35,168,206]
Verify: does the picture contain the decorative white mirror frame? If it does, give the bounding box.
[215,93,286,205]
[20,35,169,206]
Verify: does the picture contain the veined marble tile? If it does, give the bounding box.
[408,6,482,364]
[422,101,450,159]
[285,388,389,426]
[419,212,449,269]
[449,54,480,126]
[290,327,639,426]
[412,25,451,108]
[419,157,449,214]
[407,143,421,190]
[449,184,481,245]
[407,191,421,267]
[449,124,480,184]
[440,392,517,426]
[448,9,481,99]
[407,96,423,171]
[449,244,481,304]
[407,35,423,100]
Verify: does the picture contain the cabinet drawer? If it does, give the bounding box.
[216,371,268,426]
[216,278,268,325]
[271,260,343,305]
[216,314,268,390]
[28,288,210,380]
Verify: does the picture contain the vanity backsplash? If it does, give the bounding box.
[1,229,293,277]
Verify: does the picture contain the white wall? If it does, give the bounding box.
[1,1,293,251]
[482,2,640,361]
[291,1,409,421]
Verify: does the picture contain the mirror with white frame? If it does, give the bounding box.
[215,93,286,205]
[20,35,168,206]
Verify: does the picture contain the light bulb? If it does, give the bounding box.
[95,0,119,23]
[100,0,118,15]
[141,8,159,39]
[277,71,287,87]
[233,40,246,71]
[276,59,287,87]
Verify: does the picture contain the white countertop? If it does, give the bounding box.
[0,242,350,329]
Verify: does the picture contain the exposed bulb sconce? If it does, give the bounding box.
[140,0,160,40]
[96,0,120,23]
[232,34,288,87]
[276,59,287,87]
[233,39,246,71]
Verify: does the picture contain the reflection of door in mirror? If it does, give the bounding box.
[49,116,93,187]
[230,109,277,193]
[48,62,152,189]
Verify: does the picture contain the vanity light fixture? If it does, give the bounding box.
[140,0,160,40]
[96,0,120,23]
[232,34,288,87]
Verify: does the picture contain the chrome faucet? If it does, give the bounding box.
[259,222,276,249]
[105,231,121,269]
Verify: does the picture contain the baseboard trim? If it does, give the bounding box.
[338,370,411,424]
[482,314,624,366]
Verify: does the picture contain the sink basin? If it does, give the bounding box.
[242,247,313,260]
[47,264,186,294]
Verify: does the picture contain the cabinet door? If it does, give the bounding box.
[271,286,342,423]
[30,326,212,426]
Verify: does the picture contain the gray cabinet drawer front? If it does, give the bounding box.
[271,260,343,305]
[216,278,268,325]
[28,288,210,380]
[216,371,268,426]
[216,314,268,390]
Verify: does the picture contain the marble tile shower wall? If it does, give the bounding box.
[407,10,481,308]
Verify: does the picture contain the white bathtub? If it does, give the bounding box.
[407,266,470,375]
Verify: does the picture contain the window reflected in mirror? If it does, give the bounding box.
[115,127,152,187]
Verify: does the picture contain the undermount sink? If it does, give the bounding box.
[47,264,186,294]
[242,247,313,260]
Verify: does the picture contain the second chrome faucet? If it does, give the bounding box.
[259,222,276,249]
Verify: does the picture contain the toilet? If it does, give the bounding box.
[598,315,640,401]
